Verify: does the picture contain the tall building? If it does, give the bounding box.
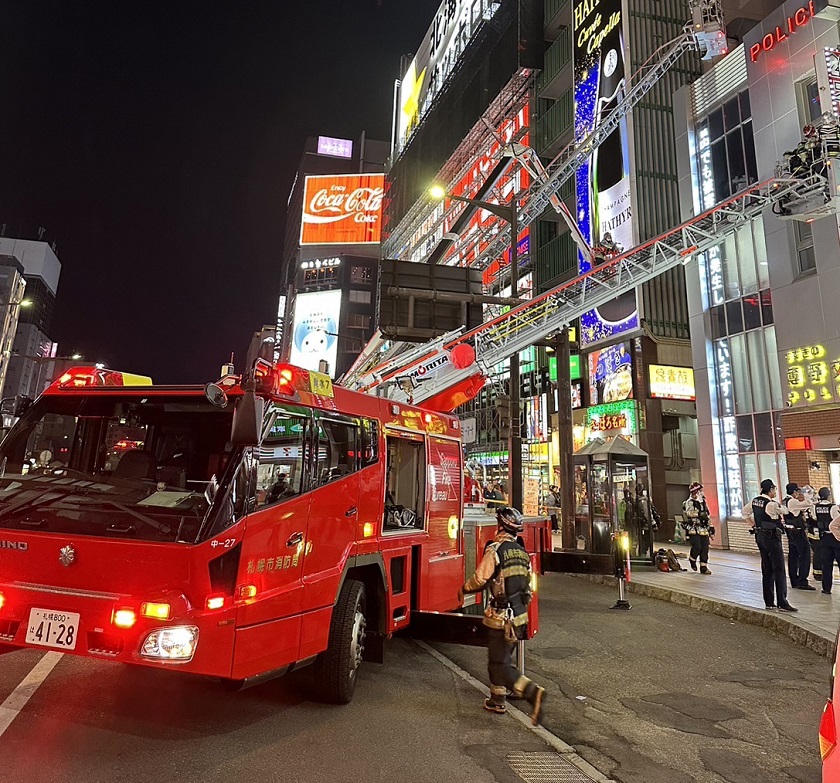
[278,133,388,378]
[0,254,27,398]
[673,0,840,549]
[0,238,62,399]
[381,0,734,532]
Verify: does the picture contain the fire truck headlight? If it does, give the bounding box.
[141,626,199,662]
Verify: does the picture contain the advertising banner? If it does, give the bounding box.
[587,341,633,406]
[395,0,501,154]
[300,174,384,245]
[289,290,342,377]
[648,364,696,401]
[573,0,638,346]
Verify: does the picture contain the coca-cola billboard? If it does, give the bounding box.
[300,174,385,245]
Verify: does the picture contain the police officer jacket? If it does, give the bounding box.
[812,501,835,540]
[749,495,784,538]
[782,496,809,539]
[682,497,711,536]
[463,532,532,636]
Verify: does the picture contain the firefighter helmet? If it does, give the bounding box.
[496,507,524,535]
[689,482,703,495]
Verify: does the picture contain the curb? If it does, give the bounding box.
[570,573,837,659]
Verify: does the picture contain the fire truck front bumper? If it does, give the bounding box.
[0,582,237,678]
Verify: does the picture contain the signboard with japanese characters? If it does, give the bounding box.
[649,364,696,401]
[785,343,840,406]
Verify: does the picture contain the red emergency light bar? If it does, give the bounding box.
[51,366,153,390]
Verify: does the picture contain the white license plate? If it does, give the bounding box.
[25,608,80,650]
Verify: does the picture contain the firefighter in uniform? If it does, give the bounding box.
[459,507,546,725]
[813,487,839,590]
[781,483,815,590]
[742,479,798,612]
[682,482,713,573]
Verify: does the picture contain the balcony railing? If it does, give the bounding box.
[545,0,570,25]
[536,26,572,95]
[536,89,573,152]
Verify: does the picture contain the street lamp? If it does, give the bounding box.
[429,185,523,511]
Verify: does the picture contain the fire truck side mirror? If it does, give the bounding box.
[0,395,32,418]
[230,386,265,447]
[204,382,229,408]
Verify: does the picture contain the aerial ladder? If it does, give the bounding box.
[343,163,837,410]
[341,0,728,388]
[340,0,839,405]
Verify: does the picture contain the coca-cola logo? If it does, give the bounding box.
[304,185,384,225]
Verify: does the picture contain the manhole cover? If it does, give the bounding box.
[507,750,598,782]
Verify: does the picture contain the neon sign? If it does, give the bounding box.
[785,343,839,406]
[586,400,636,439]
[749,2,815,63]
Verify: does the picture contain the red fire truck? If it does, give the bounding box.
[0,362,539,703]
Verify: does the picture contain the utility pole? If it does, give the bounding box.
[556,328,575,549]
[508,208,522,511]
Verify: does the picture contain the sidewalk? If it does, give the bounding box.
[553,534,840,658]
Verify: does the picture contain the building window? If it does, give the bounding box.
[348,289,371,304]
[801,78,822,123]
[696,90,757,208]
[351,265,373,284]
[346,313,370,330]
[303,267,339,286]
[794,221,816,274]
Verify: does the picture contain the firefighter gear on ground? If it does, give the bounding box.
[462,511,545,725]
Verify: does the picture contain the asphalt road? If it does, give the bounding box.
[0,637,565,783]
[435,575,830,783]
[0,575,829,783]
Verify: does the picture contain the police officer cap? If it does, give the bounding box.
[786,482,800,494]
[689,481,703,494]
[819,486,831,500]
[496,506,524,534]
[760,479,776,493]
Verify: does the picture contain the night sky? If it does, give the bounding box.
[0,0,439,383]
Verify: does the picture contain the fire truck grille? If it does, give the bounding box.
[0,618,19,641]
[506,751,600,783]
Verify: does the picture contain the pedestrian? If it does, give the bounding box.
[820,490,840,594]
[781,482,815,591]
[811,487,837,587]
[742,479,798,612]
[458,506,546,725]
[546,484,561,532]
[682,482,713,574]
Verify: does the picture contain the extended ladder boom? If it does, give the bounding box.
[347,171,834,408]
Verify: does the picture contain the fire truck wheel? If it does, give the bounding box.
[314,578,367,704]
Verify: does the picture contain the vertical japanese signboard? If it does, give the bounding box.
[573,0,638,347]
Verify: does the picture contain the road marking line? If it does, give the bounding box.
[415,640,616,783]
[0,652,63,739]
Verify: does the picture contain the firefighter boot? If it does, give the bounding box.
[689,559,698,571]
[700,564,712,575]
[484,686,507,715]
[514,676,547,726]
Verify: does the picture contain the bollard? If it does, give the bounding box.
[610,531,632,610]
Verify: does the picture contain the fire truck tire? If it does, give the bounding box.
[314,578,366,704]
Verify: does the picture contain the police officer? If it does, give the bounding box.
[813,487,839,591]
[682,482,713,573]
[742,479,798,612]
[820,490,840,594]
[459,507,546,725]
[782,483,815,590]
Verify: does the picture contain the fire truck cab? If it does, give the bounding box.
[0,363,479,703]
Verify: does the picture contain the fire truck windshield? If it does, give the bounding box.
[0,393,234,543]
